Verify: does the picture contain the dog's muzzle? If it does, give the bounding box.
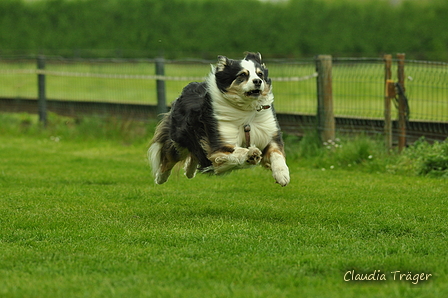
[245,89,262,97]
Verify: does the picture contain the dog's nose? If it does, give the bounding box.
[253,78,262,87]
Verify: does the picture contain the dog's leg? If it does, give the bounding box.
[155,164,175,184]
[247,146,262,165]
[148,141,180,184]
[184,154,198,179]
[262,143,290,187]
[269,152,290,187]
[210,146,262,174]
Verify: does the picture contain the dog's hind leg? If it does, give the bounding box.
[155,163,175,184]
[148,141,180,184]
[184,154,198,179]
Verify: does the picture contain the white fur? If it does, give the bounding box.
[183,155,198,179]
[148,142,172,184]
[205,59,282,180]
[207,62,273,112]
[206,60,277,149]
[212,146,262,175]
[269,152,290,186]
[148,142,162,178]
[240,59,266,94]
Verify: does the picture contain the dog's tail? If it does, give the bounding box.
[148,114,171,178]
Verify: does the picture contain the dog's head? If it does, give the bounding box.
[212,52,273,110]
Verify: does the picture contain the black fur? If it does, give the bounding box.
[215,59,243,92]
[167,82,223,171]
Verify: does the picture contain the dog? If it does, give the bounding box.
[148,52,290,186]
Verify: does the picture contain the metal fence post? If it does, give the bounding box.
[315,55,335,142]
[397,53,406,152]
[155,57,167,116]
[37,55,47,127]
[384,54,393,150]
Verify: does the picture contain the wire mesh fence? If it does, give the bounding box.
[404,60,448,122]
[333,58,385,119]
[0,55,447,143]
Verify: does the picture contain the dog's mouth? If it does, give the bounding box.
[245,89,262,97]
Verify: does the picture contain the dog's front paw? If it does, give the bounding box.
[270,154,290,186]
[272,166,290,187]
[246,147,262,165]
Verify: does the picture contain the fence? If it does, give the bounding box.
[0,55,447,146]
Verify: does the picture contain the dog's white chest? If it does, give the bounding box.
[218,111,277,149]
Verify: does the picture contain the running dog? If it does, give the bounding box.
[148,52,290,186]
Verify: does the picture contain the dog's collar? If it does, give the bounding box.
[257,105,271,112]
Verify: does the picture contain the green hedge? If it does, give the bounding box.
[1,0,447,60]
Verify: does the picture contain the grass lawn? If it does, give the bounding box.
[0,125,447,297]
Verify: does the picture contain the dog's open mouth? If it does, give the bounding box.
[245,89,262,97]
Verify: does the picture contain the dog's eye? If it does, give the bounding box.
[238,72,248,78]
[257,71,264,78]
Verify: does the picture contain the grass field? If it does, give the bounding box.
[1,58,447,121]
[0,113,447,297]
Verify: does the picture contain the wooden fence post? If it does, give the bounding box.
[397,53,406,152]
[155,57,167,116]
[37,55,47,127]
[315,55,335,142]
[384,54,393,150]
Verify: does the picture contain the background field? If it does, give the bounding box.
[0,114,447,297]
[1,58,447,121]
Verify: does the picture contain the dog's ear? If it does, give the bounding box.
[244,52,262,64]
[216,55,230,71]
[264,68,271,85]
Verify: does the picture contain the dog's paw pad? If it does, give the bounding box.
[246,147,262,165]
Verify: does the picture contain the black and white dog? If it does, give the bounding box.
[148,52,290,186]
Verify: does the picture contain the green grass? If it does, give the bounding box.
[0,113,447,297]
[1,59,447,121]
